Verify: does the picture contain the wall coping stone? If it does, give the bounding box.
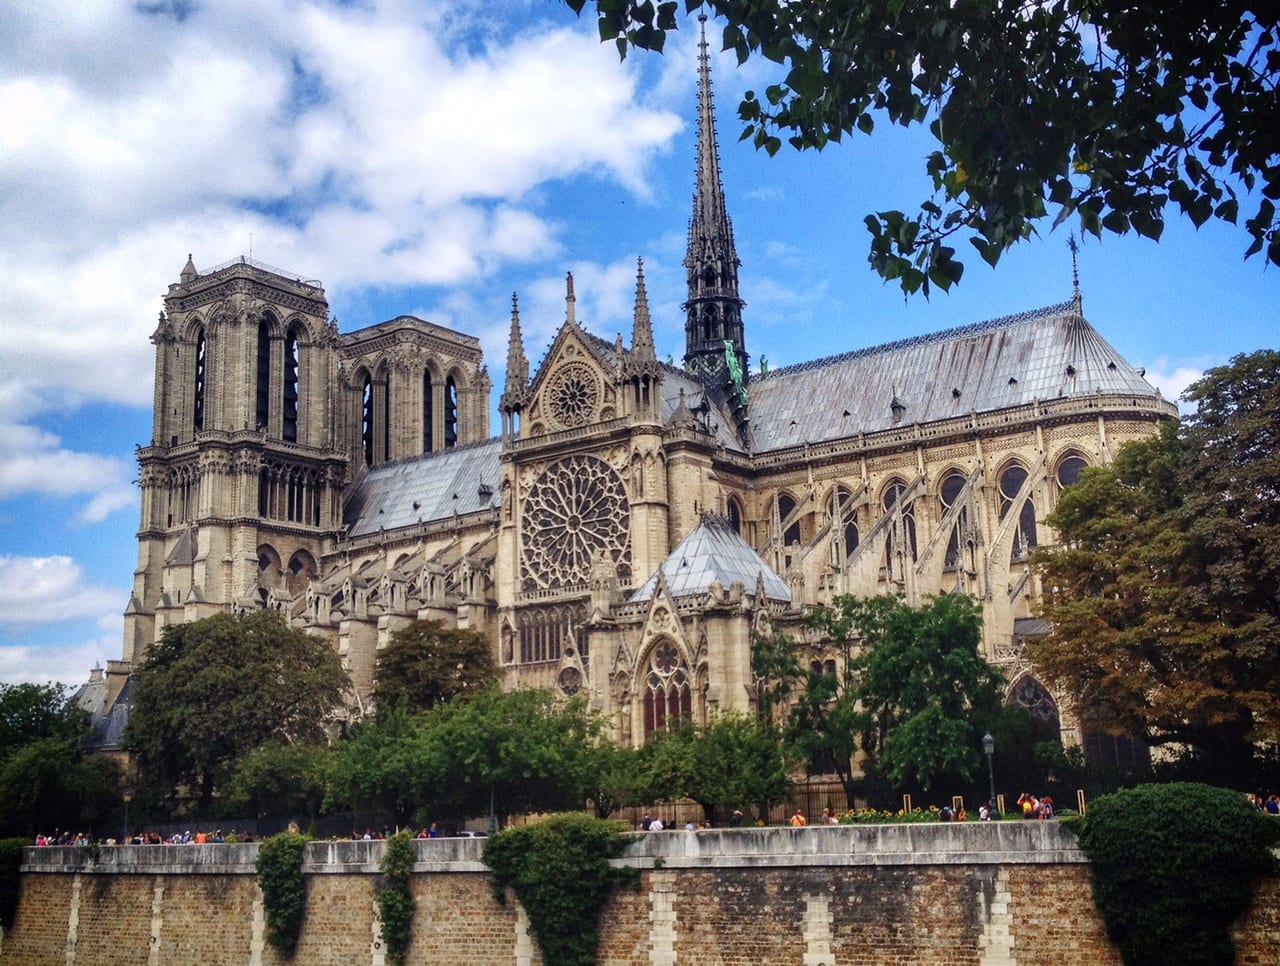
[21,822,1083,875]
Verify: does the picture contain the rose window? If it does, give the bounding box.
[547,362,599,428]
[558,666,582,697]
[521,454,630,590]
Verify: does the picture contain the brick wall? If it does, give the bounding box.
[4,826,1277,965]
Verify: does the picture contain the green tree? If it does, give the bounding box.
[1032,351,1280,775]
[835,594,1003,791]
[580,741,646,819]
[325,703,426,827]
[567,1,1280,295]
[126,609,349,809]
[0,682,84,761]
[226,740,332,824]
[415,689,601,826]
[680,714,794,823]
[0,683,120,837]
[373,619,497,714]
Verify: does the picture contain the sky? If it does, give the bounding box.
[1,1,1276,689]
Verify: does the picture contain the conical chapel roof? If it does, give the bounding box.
[629,513,790,604]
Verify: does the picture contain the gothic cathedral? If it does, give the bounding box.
[87,22,1176,760]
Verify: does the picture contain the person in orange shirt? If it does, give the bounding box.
[790,810,807,827]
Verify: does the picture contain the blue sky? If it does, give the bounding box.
[1,1,1276,687]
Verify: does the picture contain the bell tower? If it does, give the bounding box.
[126,255,347,663]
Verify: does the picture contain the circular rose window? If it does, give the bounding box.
[520,454,630,590]
[548,362,599,429]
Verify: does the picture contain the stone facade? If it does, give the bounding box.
[6,826,1280,965]
[83,20,1178,758]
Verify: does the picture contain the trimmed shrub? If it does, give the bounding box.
[255,832,308,957]
[483,814,639,966]
[1078,782,1280,965]
[377,831,415,965]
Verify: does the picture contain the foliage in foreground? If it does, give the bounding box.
[1077,783,1280,966]
[0,837,25,932]
[256,832,309,957]
[377,831,416,966]
[127,610,349,810]
[569,1,1279,295]
[1033,351,1280,775]
[484,814,638,966]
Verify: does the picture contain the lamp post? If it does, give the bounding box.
[122,788,134,845]
[982,733,997,818]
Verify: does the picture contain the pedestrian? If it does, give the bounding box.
[790,809,807,827]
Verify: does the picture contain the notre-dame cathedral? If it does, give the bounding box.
[84,24,1175,759]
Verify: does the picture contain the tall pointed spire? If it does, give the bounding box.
[500,293,529,439]
[504,293,528,397]
[631,257,656,362]
[683,13,747,401]
[565,271,577,327]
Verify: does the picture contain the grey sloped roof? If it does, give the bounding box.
[629,514,790,603]
[344,439,502,536]
[748,302,1161,452]
[81,677,133,752]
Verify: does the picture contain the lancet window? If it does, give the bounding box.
[445,375,458,448]
[422,369,433,452]
[998,463,1037,560]
[282,324,301,443]
[642,640,692,740]
[255,317,272,433]
[192,327,206,433]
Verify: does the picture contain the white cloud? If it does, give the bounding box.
[0,0,682,415]
[0,632,119,687]
[1140,358,1209,412]
[0,555,125,627]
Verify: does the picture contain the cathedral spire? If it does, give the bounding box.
[500,293,529,439]
[683,13,747,401]
[631,257,656,362]
[504,293,529,398]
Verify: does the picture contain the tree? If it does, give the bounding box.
[126,610,349,809]
[0,682,120,837]
[1031,351,1280,775]
[0,682,84,761]
[567,1,1280,295]
[225,740,332,824]
[831,594,1003,791]
[414,689,603,825]
[372,619,497,714]
[325,703,427,827]
[643,714,794,823]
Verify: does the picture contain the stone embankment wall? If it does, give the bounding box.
[3,823,1278,965]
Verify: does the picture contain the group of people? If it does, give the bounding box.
[34,828,248,846]
[1246,792,1280,814]
[1017,792,1055,819]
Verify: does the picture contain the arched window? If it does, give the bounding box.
[444,375,458,448]
[883,479,917,567]
[282,324,300,443]
[726,497,742,534]
[999,463,1037,558]
[422,369,434,452]
[361,374,374,466]
[777,493,801,545]
[643,641,692,740]
[192,327,206,433]
[830,484,859,566]
[940,471,968,569]
[1056,452,1088,489]
[255,317,272,433]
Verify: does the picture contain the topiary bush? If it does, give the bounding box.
[483,813,639,966]
[0,837,26,932]
[255,832,309,957]
[1078,782,1280,965]
[377,830,415,966]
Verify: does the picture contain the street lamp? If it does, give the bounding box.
[122,788,134,845]
[982,733,997,818]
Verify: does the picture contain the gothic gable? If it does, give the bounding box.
[525,324,618,437]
